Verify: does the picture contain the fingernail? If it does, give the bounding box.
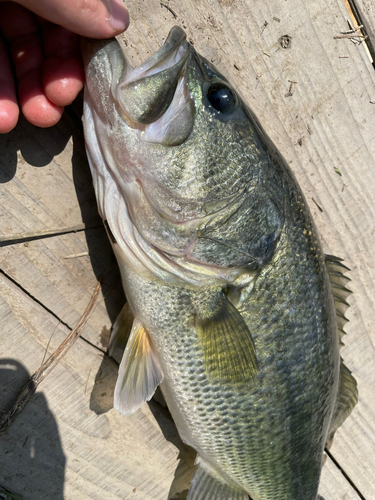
[107,0,129,32]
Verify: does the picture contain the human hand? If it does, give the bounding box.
[0,0,129,133]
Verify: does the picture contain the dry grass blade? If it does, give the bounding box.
[0,280,102,435]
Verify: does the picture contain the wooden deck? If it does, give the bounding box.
[1,0,375,498]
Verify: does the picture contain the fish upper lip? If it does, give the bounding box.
[121,26,192,86]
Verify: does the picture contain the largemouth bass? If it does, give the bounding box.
[82,27,357,500]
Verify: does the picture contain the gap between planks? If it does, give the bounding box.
[0,268,107,358]
[0,222,103,247]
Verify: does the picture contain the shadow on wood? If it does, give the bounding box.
[0,115,71,183]
[89,353,118,415]
[70,97,125,326]
[0,358,66,500]
[147,400,196,500]
[89,352,197,499]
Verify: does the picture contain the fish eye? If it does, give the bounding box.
[207,83,237,114]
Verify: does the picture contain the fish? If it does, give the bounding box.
[82,26,358,500]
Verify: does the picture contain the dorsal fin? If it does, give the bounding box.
[325,254,352,343]
[325,255,358,446]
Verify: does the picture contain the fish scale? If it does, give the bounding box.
[82,25,357,500]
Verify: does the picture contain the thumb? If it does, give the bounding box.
[13,0,129,38]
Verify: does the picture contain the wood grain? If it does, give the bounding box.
[0,272,182,500]
[0,110,125,348]
[1,0,375,498]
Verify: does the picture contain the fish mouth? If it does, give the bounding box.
[119,26,190,91]
[115,26,196,146]
[83,26,196,145]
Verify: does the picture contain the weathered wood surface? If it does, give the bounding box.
[1,0,375,498]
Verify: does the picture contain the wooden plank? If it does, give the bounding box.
[329,378,375,497]
[0,107,125,348]
[0,109,98,235]
[320,455,362,500]
[0,272,181,500]
[0,230,124,349]
[1,0,375,497]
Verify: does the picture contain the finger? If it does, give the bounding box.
[18,69,64,128]
[14,0,129,39]
[0,2,63,127]
[2,5,44,81]
[42,24,84,107]
[0,36,19,133]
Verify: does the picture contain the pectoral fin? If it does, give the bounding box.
[325,256,357,445]
[108,302,134,364]
[196,292,258,385]
[114,319,163,416]
[188,460,248,500]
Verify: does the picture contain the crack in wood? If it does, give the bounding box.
[0,221,103,247]
[0,281,102,436]
[0,269,107,357]
[325,448,366,500]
